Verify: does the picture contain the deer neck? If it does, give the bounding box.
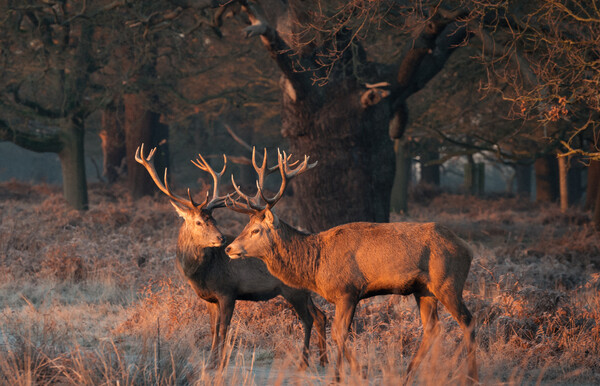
[176,228,226,279]
[262,221,320,292]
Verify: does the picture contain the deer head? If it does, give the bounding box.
[225,148,316,258]
[135,144,228,248]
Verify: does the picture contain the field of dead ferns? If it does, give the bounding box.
[1,180,599,385]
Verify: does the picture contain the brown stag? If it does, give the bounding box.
[134,144,327,368]
[225,149,477,382]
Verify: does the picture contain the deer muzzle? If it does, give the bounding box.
[225,244,245,259]
[211,234,226,247]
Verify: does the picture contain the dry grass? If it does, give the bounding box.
[1,180,599,384]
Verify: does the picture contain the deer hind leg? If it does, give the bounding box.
[332,298,359,382]
[407,293,440,376]
[283,291,315,368]
[436,291,478,384]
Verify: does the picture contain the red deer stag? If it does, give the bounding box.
[225,149,477,382]
[134,144,327,367]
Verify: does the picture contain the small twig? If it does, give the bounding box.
[224,124,252,151]
[203,154,252,165]
[89,156,106,183]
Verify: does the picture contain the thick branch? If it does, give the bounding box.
[0,120,63,153]
[394,18,469,100]
[10,85,66,119]
[388,11,468,139]
[240,0,309,99]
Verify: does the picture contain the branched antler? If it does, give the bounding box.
[135,143,230,212]
[228,147,317,214]
[191,153,229,210]
[135,144,201,209]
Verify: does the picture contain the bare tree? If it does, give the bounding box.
[0,2,107,209]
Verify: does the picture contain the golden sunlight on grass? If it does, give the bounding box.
[1,181,599,384]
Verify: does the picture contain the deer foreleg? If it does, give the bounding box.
[207,302,220,368]
[308,298,329,366]
[217,298,235,369]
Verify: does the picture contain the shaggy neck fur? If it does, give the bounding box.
[262,220,321,292]
[176,226,225,279]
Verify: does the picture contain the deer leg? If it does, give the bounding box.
[283,292,314,369]
[436,292,478,384]
[332,298,358,382]
[217,298,236,369]
[307,297,329,366]
[207,302,220,368]
[407,293,439,376]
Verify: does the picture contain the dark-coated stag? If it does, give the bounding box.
[225,149,477,382]
[135,144,327,368]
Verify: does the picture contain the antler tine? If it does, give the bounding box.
[226,146,276,214]
[191,153,229,211]
[225,193,260,215]
[251,147,276,189]
[243,147,278,205]
[135,144,197,209]
[257,149,317,209]
[227,147,313,214]
[187,186,205,208]
[281,150,317,178]
[226,174,266,214]
[251,147,279,179]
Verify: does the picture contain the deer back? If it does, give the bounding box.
[312,222,473,299]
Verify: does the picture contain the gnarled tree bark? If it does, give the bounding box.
[241,1,468,231]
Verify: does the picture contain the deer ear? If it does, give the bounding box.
[170,201,189,218]
[264,208,279,228]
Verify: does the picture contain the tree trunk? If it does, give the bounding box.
[58,118,88,210]
[476,163,485,196]
[515,163,532,198]
[567,159,584,205]
[285,90,395,232]
[124,93,168,198]
[594,177,600,231]
[239,2,467,232]
[585,160,600,210]
[100,97,126,183]
[390,139,411,214]
[421,149,440,186]
[558,155,568,212]
[535,155,559,203]
[464,155,476,195]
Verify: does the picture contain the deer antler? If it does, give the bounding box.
[228,147,278,213]
[228,147,317,214]
[135,144,201,210]
[190,152,229,211]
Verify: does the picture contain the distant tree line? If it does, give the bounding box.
[1,0,598,229]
